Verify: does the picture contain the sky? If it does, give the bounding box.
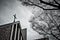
[0,0,43,40]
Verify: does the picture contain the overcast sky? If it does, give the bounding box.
[0,0,43,40]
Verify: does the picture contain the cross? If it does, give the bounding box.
[13,14,17,22]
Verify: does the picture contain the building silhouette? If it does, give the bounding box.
[0,21,27,40]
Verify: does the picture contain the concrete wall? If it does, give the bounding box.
[22,28,27,40]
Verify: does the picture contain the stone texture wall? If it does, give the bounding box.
[0,22,27,40]
[0,25,11,40]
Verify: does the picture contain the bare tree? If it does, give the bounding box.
[19,0,60,40]
[29,10,60,40]
[20,0,60,10]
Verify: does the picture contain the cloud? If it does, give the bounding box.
[0,0,17,11]
[0,0,18,25]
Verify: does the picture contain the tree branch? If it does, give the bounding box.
[57,24,60,32]
[22,0,60,10]
[23,1,60,10]
[39,0,60,9]
[32,22,51,35]
[54,0,60,5]
[32,26,47,35]
[51,31,60,40]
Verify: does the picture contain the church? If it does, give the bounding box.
[0,21,27,40]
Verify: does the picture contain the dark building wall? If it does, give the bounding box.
[0,21,27,40]
[22,28,27,40]
[0,24,11,40]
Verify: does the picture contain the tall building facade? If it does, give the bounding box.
[0,21,27,40]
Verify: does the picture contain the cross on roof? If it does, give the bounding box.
[13,14,17,22]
